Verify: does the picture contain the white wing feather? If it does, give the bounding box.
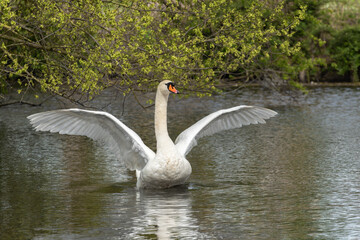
[27,109,155,170]
[175,105,277,156]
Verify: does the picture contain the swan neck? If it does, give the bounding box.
[154,89,170,148]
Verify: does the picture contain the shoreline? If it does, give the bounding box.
[217,81,360,90]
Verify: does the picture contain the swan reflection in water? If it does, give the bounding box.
[126,186,204,239]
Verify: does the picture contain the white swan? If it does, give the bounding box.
[28,80,277,189]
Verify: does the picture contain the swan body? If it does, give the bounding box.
[28,80,277,189]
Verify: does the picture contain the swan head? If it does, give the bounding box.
[158,80,179,95]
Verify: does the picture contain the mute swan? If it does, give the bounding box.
[28,80,277,189]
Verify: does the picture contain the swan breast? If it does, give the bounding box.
[138,151,192,189]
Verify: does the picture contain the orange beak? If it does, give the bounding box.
[168,84,179,94]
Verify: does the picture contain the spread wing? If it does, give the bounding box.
[27,108,155,170]
[175,105,277,156]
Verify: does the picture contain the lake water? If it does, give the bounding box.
[1,87,360,239]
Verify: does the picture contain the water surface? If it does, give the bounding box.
[1,87,360,239]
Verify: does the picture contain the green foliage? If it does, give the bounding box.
[0,0,305,101]
[330,26,360,82]
[1,0,360,102]
[289,0,360,83]
[259,0,360,86]
[259,0,329,84]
